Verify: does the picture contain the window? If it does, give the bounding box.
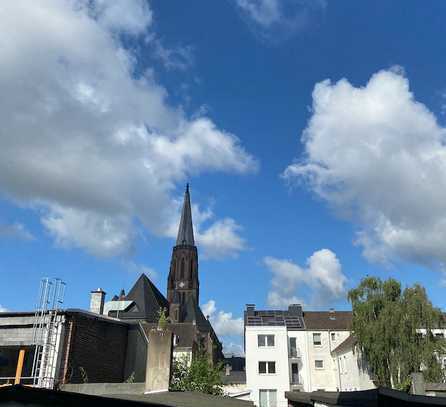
[258,334,275,347]
[289,337,298,357]
[259,390,277,407]
[291,363,299,384]
[331,332,336,341]
[259,361,276,374]
[435,333,444,338]
[315,359,324,369]
[313,333,322,346]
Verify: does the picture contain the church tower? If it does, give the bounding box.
[167,184,199,322]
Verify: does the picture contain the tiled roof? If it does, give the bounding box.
[303,311,352,330]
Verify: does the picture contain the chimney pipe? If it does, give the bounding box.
[90,288,106,314]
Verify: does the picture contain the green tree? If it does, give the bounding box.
[170,353,224,395]
[348,277,445,389]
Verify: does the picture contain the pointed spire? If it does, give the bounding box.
[176,184,195,246]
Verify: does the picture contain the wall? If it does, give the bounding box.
[61,313,128,384]
[335,346,375,392]
[306,330,350,392]
[245,325,289,407]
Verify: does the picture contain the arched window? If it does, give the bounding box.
[180,258,185,279]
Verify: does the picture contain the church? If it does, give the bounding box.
[93,185,223,366]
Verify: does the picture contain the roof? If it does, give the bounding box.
[221,371,246,385]
[116,274,169,323]
[244,309,305,330]
[0,385,254,407]
[141,322,196,348]
[331,334,357,354]
[286,387,446,406]
[303,311,352,330]
[176,184,195,246]
[109,391,254,407]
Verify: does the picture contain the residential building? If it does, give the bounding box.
[244,304,352,407]
[331,335,375,392]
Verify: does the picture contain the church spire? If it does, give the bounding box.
[176,184,195,246]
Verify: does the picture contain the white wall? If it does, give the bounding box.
[305,330,350,392]
[245,326,290,407]
[334,345,375,391]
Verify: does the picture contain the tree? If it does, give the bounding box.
[170,353,224,395]
[348,277,446,390]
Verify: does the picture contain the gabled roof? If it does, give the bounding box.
[117,274,168,322]
[176,184,195,246]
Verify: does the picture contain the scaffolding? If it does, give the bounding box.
[31,278,66,388]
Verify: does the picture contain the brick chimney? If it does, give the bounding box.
[90,288,106,314]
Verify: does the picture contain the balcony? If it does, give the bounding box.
[289,348,301,359]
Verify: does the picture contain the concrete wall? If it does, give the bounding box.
[123,324,147,383]
[61,382,145,396]
[0,316,35,347]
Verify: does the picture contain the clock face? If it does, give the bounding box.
[178,281,185,288]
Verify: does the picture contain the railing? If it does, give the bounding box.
[289,348,301,358]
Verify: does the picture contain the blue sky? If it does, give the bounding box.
[2,0,446,354]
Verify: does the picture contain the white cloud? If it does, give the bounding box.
[284,68,446,270]
[124,261,157,281]
[0,223,34,241]
[264,249,347,307]
[223,342,245,357]
[0,1,256,257]
[0,305,9,313]
[148,35,194,71]
[165,201,247,260]
[235,0,326,43]
[202,300,244,336]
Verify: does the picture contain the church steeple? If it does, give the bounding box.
[167,184,199,321]
[176,184,195,246]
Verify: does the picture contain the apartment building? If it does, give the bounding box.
[244,304,352,407]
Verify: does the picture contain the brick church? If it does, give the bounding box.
[96,185,223,365]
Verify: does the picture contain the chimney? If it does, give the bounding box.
[329,308,336,320]
[246,304,255,316]
[90,288,106,314]
[288,304,303,317]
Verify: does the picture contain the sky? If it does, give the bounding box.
[2,0,446,355]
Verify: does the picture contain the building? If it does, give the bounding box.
[0,185,222,387]
[330,335,375,392]
[244,304,352,407]
[97,185,223,364]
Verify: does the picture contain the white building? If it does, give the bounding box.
[331,335,375,392]
[244,304,354,407]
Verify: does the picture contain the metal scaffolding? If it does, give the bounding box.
[31,278,66,388]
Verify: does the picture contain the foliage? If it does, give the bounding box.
[170,353,224,395]
[125,371,135,383]
[348,277,446,389]
[79,366,88,383]
[157,307,170,331]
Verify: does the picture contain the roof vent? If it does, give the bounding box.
[329,308,336,320]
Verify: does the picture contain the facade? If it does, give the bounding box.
[331,335,375,392]
[244,304,352,407]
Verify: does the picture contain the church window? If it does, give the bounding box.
[180,258,185,279]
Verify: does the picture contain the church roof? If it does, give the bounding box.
[176,184,195,246]
[117,274,168,322]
